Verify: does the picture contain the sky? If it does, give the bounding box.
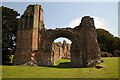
[1,0,120,2]
[2,2,119,43]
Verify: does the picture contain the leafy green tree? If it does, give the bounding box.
[2,6,19,65]
[96,29,120,56]
[114,37,120,50]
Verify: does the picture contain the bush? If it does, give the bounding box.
[114,50,120,57]
[101,52,113,57]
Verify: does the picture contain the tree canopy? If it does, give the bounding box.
[96,28,120,56]
[2,6,19,64]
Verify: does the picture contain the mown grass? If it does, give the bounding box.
[2,57,119,78]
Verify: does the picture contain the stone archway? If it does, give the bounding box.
[43,29,81,67]
[13,4,101,67]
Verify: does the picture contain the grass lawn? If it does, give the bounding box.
[2,57,119,78]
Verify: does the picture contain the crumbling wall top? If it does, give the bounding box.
[21,4,43,17]
[79,16,95,27]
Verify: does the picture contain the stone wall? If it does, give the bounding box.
[51,40,71,63]
[14,4,101,67]
[13,4,44,65]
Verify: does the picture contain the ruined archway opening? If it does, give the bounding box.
[44,30,81,67]
[52,37,72,67]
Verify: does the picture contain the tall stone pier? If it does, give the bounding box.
[14,4,101,67]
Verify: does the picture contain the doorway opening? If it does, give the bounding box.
[52,37,72,67]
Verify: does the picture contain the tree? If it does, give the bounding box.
[114,37,120,50]
[2,6,19,65]
[96,28,120,56]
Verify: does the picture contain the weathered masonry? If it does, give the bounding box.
[13,4,101,67]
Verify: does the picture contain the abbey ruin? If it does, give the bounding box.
[52,41,71,63]
[13,4,101,67]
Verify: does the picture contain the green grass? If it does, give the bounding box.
[2,57,119,78]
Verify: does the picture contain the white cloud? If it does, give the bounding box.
[65,16,108,30]
[65,17,82,28]
[54,38,72,44]
[54,16,118,43]
[93,16,108,30]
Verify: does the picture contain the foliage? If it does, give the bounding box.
[2,58,118,78]
[114,50,120,57]
[100,52,112,57]
[2,6,19,65]
[96,29,120,56]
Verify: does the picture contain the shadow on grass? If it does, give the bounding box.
[46,62,103,69]
[46,62,71,69]
[46,62,81,69]
[57,62,71,68]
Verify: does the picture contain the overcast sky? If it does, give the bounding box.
[2,2,118,43]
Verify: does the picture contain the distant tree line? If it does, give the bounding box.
[97,29,120,57]
[2,6,120,65]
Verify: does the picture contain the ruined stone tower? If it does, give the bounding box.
[14,4,44,65]
[14,4,101,67]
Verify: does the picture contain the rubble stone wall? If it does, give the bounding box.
[14,4,101,67]
[52,41,71,61]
